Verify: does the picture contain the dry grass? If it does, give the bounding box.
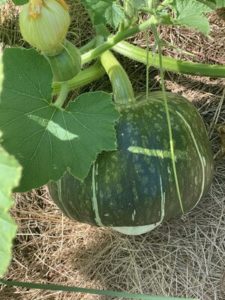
[1,1,225,300]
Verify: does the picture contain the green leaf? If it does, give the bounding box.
[81,0,124,28]
[0,48,119,192]
[105,2,125,28]
[174,0,212,35]
[0,280,200,300]
[132,0,157,9]
[0,131,22,278]
[81,0,111,25]
[215,0,225,7]
[12,0,28,5]
[83,0,105,25]
[197,0,225,9]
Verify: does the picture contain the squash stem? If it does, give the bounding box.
[52,63,105,95]
[53,39,225,95]
[79,38,96,54]
[81,15,158,65]
[113,41,225,78]
[53,82,69,108]
[100,51,136,105]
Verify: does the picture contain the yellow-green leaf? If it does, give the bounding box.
[0,132,22,277]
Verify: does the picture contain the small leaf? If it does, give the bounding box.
[0,48,119,192]
[0,132,22,277]
[12,0,28,5]
[81,0,124,28]
[81,0,111,25]
[105,2,125,28]
[174,0,212,35]
[132,0,156,9]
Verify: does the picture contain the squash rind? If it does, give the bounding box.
[48,92,214,233]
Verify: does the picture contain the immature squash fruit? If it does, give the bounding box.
[19,0,81,81]
[45,40,81,82]
[19,0,70,56]
[48,92,214,235]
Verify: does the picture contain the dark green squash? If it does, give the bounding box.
[48,91,214,235]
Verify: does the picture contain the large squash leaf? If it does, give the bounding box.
[0,131,22,277]
[0,48,119,192]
